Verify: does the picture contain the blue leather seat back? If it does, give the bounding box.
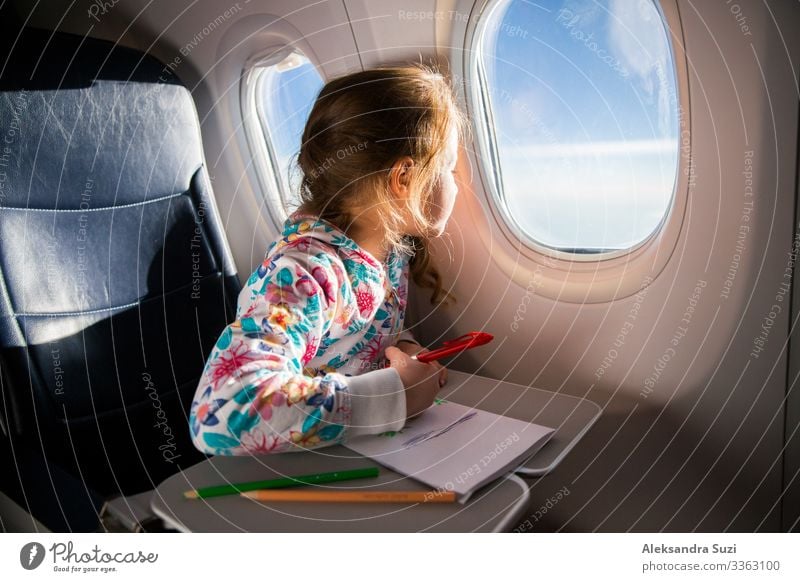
[0,29,240,499]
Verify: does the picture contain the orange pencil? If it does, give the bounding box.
[241,489,456,503]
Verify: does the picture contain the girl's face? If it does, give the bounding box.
[428,125,460,236]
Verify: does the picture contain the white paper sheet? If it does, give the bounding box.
[344,400,554,502]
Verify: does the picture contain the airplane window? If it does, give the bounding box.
[473,0,680,255]
[253,51,324,213]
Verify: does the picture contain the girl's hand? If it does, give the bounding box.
[395,339,424,357]
[385,346,444,420]
[395,341,448,387]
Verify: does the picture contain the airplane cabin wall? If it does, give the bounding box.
[12,0,800,531]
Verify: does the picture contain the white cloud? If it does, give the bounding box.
[607,0,675,133]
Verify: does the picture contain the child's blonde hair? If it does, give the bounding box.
[295,63,467,306]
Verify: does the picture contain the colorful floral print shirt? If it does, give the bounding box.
[189,211,415,455]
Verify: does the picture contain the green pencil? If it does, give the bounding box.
[183,466,380,499]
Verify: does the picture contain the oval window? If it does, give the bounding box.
[250,50,324,214]
[473,0,680,255]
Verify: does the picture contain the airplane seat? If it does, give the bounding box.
[0,28,240,531]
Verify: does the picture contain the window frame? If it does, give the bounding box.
[469,0,682,262]
[461,0,690,301]
[241,46,321,229]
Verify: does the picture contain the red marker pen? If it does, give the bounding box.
[411,331,494,363]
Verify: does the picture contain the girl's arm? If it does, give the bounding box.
[189,249,406,455]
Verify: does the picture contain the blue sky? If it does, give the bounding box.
[482,0,679,250]
[259,54,323,208]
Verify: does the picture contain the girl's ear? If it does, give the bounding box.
[389,156,415,199]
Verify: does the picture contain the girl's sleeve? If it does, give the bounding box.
[189,250,406,456]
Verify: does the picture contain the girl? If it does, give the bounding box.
[190,64,466,455]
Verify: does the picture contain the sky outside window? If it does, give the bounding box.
[258,52,324,212]
[479,0,680,252]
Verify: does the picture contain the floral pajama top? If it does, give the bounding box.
[189,211,414,455]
